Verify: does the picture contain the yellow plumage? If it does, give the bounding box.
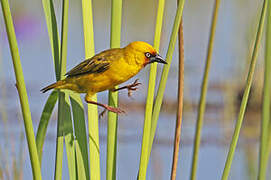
[41,41,166,113]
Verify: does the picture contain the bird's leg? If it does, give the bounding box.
[112,79,141,97]
[85,99,125,114]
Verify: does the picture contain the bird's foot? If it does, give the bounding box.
[98,105,125,118]
[111,79,141,97]
[127,79,141,97]
[85,99,125,117]
[104,104,125,113]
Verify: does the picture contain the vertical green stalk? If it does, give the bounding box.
[56,93,76,180]
[139,0,165,177]
[144,0,165,128]
[138,0,165,178]
[54,2,65,180]
[59,0,69,82]
[53,37,63,180]
[42,0,61,80]
[70,92,90,180]
[107,0,122,179]
[82,0,100,179]
[190,1,221,179]
[57,1,77,179]
[268,131,271,159]
[42,0,81,179]
[0,0,42,179]
[41,0,62,178]
[147,0,185,167]
[170,18,184,180]
[258,0,271,179]
[67,48,90,180]
[221,0,268,179]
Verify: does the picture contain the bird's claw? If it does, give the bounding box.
[98,106,125,119]
[104,105,125,113]
[127,79,141,97]
[109,107,125,114]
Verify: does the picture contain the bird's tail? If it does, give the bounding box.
[41,80,66,93]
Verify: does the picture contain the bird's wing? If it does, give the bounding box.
[65,55,110,77]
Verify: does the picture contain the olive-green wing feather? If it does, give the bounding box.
[65,56,110,77]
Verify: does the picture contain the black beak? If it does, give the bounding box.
[150,54,167,64]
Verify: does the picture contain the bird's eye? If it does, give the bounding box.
[145,52,151,58]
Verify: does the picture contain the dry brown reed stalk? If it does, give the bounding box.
[170,18,184,180]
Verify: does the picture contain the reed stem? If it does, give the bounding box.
[258,0,271,179]
[57,1,77,179]
[147,0,185,167]
[170,18,184,180]
[36,90,58,162]
[222,0,268,179]
[144,0,165,144]
[82,0,100,179]
[190,1,221,179]
[107,0,122,179]
[138,0,165,178]
[0,0,42,179]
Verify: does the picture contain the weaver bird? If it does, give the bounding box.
[41,41,167,113]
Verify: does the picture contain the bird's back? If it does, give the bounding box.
[64,47,143,93]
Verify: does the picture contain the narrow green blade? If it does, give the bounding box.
[41,0,60,80]
[58,91,76,180]
[146,0,186,171]
[222,0,268,179]
[107,0,122,179]
[36,90,58,163]
[258,1,271,180]
[138,0,165,178]
[0,0,42,179]
[70,92,90,180]
[81,0,101,179]
[190,1,221,179]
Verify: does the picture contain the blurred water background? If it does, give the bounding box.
[0,0,269,179]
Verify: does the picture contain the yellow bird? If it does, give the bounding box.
[41,41,167,113]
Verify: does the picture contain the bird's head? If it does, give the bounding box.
[125,41,167,66]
